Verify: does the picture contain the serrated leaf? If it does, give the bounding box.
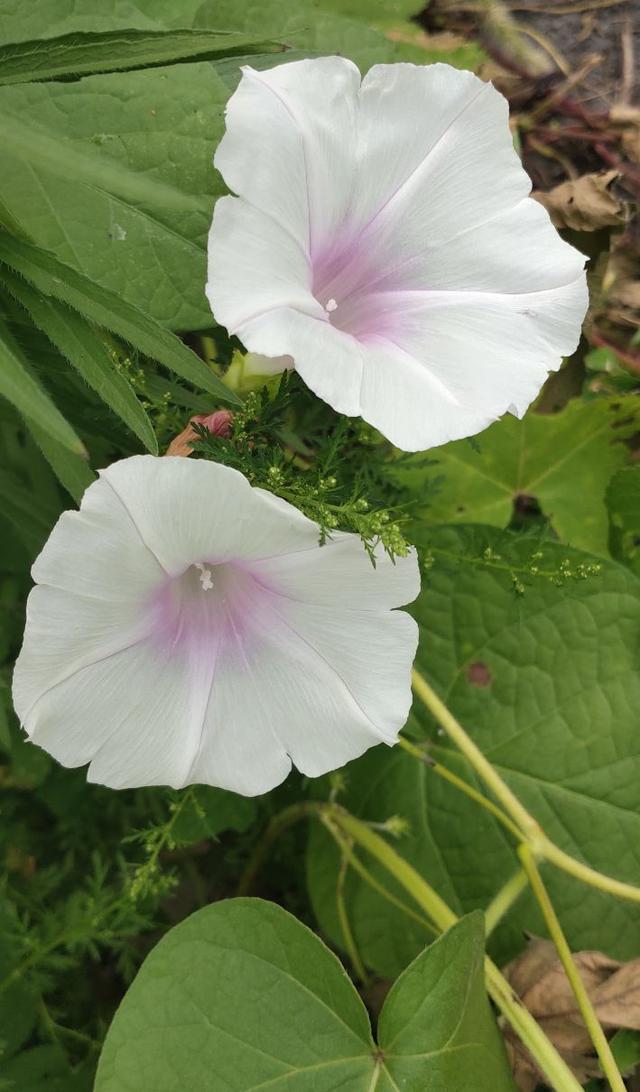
[0,28,278,85]
[308,526,640,978]
[95,900,514,1091]
[0,318,84,454]
[0,234,240,404]
[396,398,639,555]
[25,419,95,503]
[3,268,157,453]
[0,468,56,556]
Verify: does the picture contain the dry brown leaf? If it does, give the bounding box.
[621,128,640,165]
[533,170,628,231]
[605,240,640,321]
[502,938,640,1089]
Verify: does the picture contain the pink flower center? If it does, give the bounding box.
[311,225,402,344]
[148,561,274,660]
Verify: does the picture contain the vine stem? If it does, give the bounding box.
[397,736,523,840]
[411,667,640,904]
[484,869,529,937]
[331,806,583,1092]
[411,669,538,838]
[236,802,318,896]
[519,845,626,1092]
[237,801,583,1092]
[320,813,437,936]
[541,840,640,903]
[336,843,370,984]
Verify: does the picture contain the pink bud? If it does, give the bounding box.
[192,410,233,439]
[166,409,234,457]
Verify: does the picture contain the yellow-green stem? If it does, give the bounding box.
[330,806,583,1092]
[484,959,582,1092]
[542,839,640,904]
[398,735,523,841]
[321,812,437,936]
[484,869,529,937]
[336,843,369,984]
[411,667,640,904]
[411,669,538,837]
[333,806,458,931]
[519,845,626,1092]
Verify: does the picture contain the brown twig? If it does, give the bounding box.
[590,329,640,374]
[528,54,603,122]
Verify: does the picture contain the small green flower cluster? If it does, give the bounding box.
[192,373,412,563]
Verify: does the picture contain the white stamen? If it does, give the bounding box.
[195,562,214,591]
[326,298,338,313]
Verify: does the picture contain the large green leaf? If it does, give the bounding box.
[0,317,84,453]
[0,58,231,329]
[0,0,464,329]
[95,900,514,1091]
[194,0,429,66]
[3,268,157,453]
[0,0,206,41]
[308,525,640,977]
[0,28,277,84]
[0,234,239,404]
[396,398,639,555]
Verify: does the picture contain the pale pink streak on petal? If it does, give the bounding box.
[207,59,588,452]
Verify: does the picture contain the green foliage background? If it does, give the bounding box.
[0,1,638,1090]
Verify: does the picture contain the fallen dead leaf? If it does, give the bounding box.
[503,938,640,1089]
[533,170,628,231]
[605,238,640,322]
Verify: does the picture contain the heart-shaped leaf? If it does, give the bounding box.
[95,899,515,1091]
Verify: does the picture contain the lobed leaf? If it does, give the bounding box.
[95,900,514,1091]
[395,397,639,555]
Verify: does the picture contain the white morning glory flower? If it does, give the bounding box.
[207,58,588,452]
[12,456,419,796]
